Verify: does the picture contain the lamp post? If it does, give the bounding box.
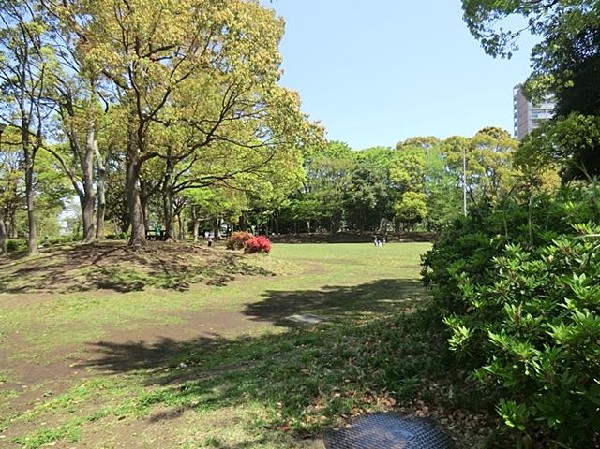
[462,144,467,216]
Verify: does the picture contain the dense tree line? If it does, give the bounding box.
[1,118,524,248]
[0,0,556,251]
[268,127,521,235]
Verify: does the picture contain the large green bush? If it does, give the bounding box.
[6,239,27,253]
[422,187,600,447]
[422,192,569,319]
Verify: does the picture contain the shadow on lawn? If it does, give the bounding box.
[0,241,275,294]
[77,279,442,443]
[246,278,426,326]
[81,279,427,374]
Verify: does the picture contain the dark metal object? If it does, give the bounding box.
[323,413,455,449]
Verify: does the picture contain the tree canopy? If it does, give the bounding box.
[463,0,600,181]
[0,0,320,251]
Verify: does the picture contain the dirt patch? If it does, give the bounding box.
[0,302,286,448]
[0,239,286,447]
[80,310,269,374]
[1,308,267,410]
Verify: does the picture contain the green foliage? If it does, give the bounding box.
[393,191,427,228]
[517,113,600,182]
[6,239,26,253]
[467,233,600,445]
[343,157,391,231]
[423,187,600,446]
[462,1,600,181]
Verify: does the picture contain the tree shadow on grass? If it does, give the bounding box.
[79,279,427,374]
[245,278,427,326]
[0,241,275,294]
[75,279,443,447]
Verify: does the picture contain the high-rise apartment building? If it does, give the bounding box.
[513,84,555,139]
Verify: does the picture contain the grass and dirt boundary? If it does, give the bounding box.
[0,241,496,448]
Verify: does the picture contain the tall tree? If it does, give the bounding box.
[390,140,430,230]
[0,0,58,255]
[303,141,354,233]
[442,129,518,209]
[517,113,600,183]
[0,126,22,252]
[42,6,104,243]
[61,0,316,246]
[468,126,519,199]
[344,156,390,232]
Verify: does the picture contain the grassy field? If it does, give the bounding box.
[0,241,493,448]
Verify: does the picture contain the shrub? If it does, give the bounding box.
[423,186,600,446]
[244,236,271,254]
[447,227,600,446]
[46,236,79,246]
[106,233,128,240]
[6,239,26,253]
[422,189,588,322]
[226,231,253,250]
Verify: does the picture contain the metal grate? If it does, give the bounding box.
[323,413,455,449]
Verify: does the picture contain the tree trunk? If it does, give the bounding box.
[162,160,175,240]
[23,119,37,256]
[7,211,17,238]
[140,179,150,230]
[125,99,146,247]
[239,213,247,233]
[0,215,7,255]
[96,151,106,239]
[126,149,145,246]
[212,218,220,239]
[331,210,342,234]
[177,214,184,240]
[81,123,97,243]
[193,219,200,242]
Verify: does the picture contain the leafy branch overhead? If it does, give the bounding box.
[463,0,600,182]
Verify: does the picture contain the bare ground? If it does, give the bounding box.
[0,241,323,448]
[0,240,493,449]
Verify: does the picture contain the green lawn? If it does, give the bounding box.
[0,242,490,448]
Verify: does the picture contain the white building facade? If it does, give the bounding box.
[513,84,555,139]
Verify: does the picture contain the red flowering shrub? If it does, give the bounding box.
[226,231,253,250]
[244,236,272,254]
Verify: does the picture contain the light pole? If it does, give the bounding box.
[462,144,467,216]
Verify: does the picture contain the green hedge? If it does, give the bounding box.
[422,186,600,447]
[6,239,27,253]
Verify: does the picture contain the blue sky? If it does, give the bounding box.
[264,1,535,150]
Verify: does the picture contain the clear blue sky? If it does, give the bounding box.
[264,1,535,150]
